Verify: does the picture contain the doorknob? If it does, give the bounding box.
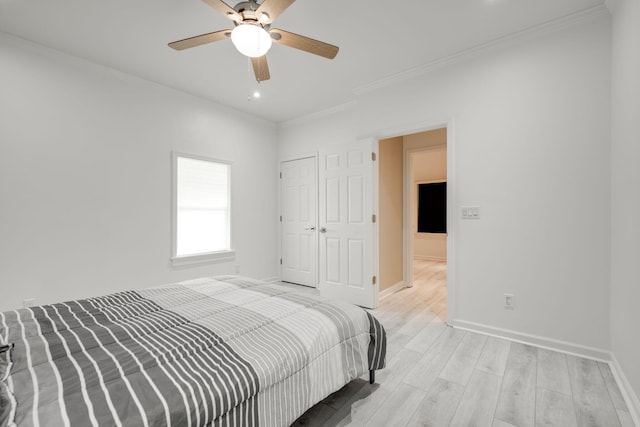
[319,227,327,233]
[304,227,316,231]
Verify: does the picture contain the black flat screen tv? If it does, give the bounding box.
[417,182,447,233]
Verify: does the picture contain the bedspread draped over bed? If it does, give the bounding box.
[0,276,386,427]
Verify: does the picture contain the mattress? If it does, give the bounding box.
[0,276,386,427]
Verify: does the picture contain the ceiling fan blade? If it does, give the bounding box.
[202,0,240,20]
[251,56,271,82]
[256,0,295,24]
[168,30,231,50]
[270,29,339,59]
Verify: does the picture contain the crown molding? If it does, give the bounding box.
[604,0,620,12]
[353,4,610,96]
[278,100,357,129]
[0,31,278,129]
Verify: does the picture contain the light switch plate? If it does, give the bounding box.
[461,206,481,219]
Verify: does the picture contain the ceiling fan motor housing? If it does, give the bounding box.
[233,1,262,21]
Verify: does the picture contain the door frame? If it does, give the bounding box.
[278,152,319,286]
[370,118,456,324]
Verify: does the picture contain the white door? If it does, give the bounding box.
[319,139,378,308]
[281,157,318,287]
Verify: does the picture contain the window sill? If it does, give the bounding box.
[171,250,236,267]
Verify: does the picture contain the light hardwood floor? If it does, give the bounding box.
[290,259,634,427]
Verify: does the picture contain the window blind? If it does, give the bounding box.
[176,156,230,257]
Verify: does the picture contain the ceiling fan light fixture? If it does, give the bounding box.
[231,24,272,58]
[258,12,270,24]
[227,12,241,22]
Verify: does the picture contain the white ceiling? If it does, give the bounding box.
[0,0,604,123]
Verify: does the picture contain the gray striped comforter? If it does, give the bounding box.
[0,276,386,427]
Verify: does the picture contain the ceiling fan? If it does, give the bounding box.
[168,0,339,82]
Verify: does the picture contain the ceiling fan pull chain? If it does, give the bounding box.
[247,57,253,101]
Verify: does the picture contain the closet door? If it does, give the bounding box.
[281,157,318,287]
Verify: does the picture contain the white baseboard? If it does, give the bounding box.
[379,281,406,300]
[261,276,280,284]
[449,319,611,361]
[610,353,640,427]
[413,255,447,262]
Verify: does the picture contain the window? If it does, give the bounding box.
[172,153,234,265]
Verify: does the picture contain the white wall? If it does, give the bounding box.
[279,15,612,350]
[608,0,640,412]
[0,33,279,311]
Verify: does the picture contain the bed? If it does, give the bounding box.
[0,275,386,427]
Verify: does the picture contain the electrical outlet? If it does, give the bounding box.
[504,293,515,309]
[23,298,36,309]
[235,265,241,274]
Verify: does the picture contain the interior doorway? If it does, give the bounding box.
[377,127,448,319]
